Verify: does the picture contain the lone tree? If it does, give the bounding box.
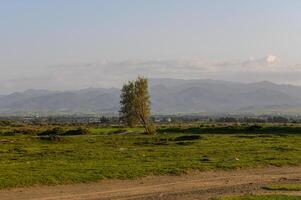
[120,81,138,127]
[120,77,155,134]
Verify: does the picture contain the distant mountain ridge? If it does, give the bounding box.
[1,78,301,115]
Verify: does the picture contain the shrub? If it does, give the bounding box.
[38,127,64,136]
[112,129,127,134]
[13,127,37,135]
[63,127,90,136]
[247,125,262,131]
[174,135,201,141]
[0,120,11,126]
[38,135,63,142]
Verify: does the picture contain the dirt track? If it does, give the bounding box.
[1,167,301,200]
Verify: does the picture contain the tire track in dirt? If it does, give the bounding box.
[1,166,300,200]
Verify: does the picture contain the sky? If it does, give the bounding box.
[1,0,301,93]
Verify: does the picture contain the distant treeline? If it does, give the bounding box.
[1,115,301,126]
[214,116,300,123]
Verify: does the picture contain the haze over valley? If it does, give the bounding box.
[1,78,301,115]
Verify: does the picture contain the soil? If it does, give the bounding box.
[1,166,300,200]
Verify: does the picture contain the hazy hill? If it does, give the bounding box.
[1,79,301,115]
[149,79,301,114]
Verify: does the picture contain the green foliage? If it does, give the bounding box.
[120,81,138,127]
[120,77,155,134]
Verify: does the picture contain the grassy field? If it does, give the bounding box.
[0,124,301,188]
[215,195,301,200]
[263,184,301,191]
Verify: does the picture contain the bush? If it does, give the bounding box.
[144,124,156,135]
[38,135,63,142]
[38,127,90,136]
[63,127,90,136]
[112,129,127,134]
[174,135,201,141]
[0,120,11,126]
[247,125,263,131]
[38,127,64,136]
[13,127,37,135]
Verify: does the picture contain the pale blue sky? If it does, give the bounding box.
[1,1,301,93]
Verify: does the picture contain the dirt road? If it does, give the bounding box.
[1,167,300,200]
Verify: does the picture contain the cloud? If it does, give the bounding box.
[266,55,278,65]
[1,55,301,94]
[46,54,283,74]
[241,55,280,68]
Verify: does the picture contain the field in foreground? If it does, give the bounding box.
[0,125,301,188]
[216,195,301,200]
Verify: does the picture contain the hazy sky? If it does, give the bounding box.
[1,0,301,93]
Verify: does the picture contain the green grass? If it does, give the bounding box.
[214,195,301,200]
[0,126,301,188]
[90,127,144,135]
[263,184,301,191]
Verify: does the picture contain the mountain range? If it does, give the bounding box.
[1,78,301,115]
